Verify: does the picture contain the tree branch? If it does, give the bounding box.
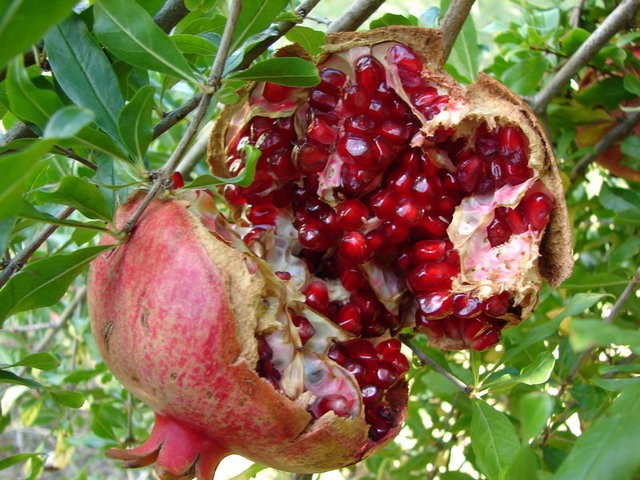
[570,0,588,28]
[440,0,476,61]
[123,0,243,233]
[570,111,640,180]
[153,0,189,33]
[530,0,640,114]
[401,335,473,396]
[0,207,75,289]
[326,0,387,33]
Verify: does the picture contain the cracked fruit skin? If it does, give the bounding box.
[88,193,408,479]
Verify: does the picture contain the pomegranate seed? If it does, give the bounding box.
[452,294,481,318]
[476,124,499,158]
[385,351,410,375]
[298,219,334,250]
[361,384,382,405]
[345,115,377,135]
[397,68,423,91]
[309,87,338,111]
[408,262,457,293]
[411,87,439,110]
[292,315,315,344]
[387,168,414,194]
[414,214,449,238]
[262,82,293,103]
[411,240,446,262]
[498,125,527,167]
[364,229,386,253]
[339,231,371,263]
[338,135,378,166]
[247,204,279,225]
[307,116,338,145]
[343,358,369,385]
[490,158,505,186]
[374,135,397,167]
[367,98,386,120]
[340,164,377,196]
[335,304,363,335]
[520,191,553,231]
[456,156,483,193]
[275,271,291,280]
[417,291,453,319]
[339,264,368,291]
[303,280,330,313]
[310,394,351,418]
[435,195,458,217]
[470,328,501,351]
[463,316,488,341]
[379,119,412,145]
[342,338,377,360]
[336,199,369,230]
[503,162,534,185]
[368,424,390,441]
[482,292,510,318]
[318,68,347,94]
[503,208,527,234]
[362,317,387,337]
[487,217,510,247]
[171,171,184,189]
[250,116,274,140]
[411,174,439,202]
[388,44,422,72]
[370,361,398,389]
[268,149,297,180]
[393,197,424,225]
[369,190,395,219]
[274,116,294,134]
[381,221,410,243]
[328,343,347,364]
[354,55,385,94]
[297,142,329,174]
[376,338,402,356]
[342,84,369,115]
[255,131,288,156]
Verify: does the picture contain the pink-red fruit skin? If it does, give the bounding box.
[88,196,407,479]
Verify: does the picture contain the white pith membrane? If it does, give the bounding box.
[186,190,407,441]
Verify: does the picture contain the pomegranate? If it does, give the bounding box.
[88,26,573,479]
[208,26,573,351]
[88,191,408,479]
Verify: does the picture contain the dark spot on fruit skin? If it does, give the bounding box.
[103,321,114,350]
[170,372,178,380]
[139,310,150,331]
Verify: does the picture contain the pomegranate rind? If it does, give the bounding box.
[88,194,406,477]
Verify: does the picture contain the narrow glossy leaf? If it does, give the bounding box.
[0,245,113,324]
[0,370,41,389]
[10,352,60,371]
[229,57,319,87]
[45,15,124,139]
[570,320,640,351]
[18,201,110,232]
[0,453,43,471]
[441,0,478,84]
[470,399,520,480]
[0,219,11,257]
[172,33,218,55]
[517,392,554,441]
[231,0,288,52]
[49,389,85,408]
[484,352,555,391]
[66,127,129,162]
[94,0,201,84]
[505,447,539,480]
[554,383,640,480]
[0,139,56,220]
[502,56,547,96]
[0,0,77,70]
[186,144,260,188]
[117,85,155,162]
[43,106,95,140]
[6,57,63,128]
[34,176,112,221]
[370,13,418,28]
[284,26,325,56]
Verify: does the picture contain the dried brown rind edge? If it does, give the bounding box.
[465,74,574,287]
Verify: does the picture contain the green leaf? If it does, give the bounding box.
[172,33,218,55]
[66,127,130,162]
[18,201,110,232]
[117,85,155,162]
[554,383,640,480]
[0,245,113,324]
[0,370,41,389]
[6,58,64,128]
[484,352,555,391]
[229,57,319,87]
[569,320,640,352]
[43,106,95,140]
[0,138,56,220]
[45,15,124,139]
[470,399,520,480]
[442,0,479,84]
[369,13,418,29]
[231,0,289,52]
[506,447,539,480]
[9,352,60,371]
[34,176,112,221]
[559,28,589,56]
[517,392,554,441]
[502,56,547,96]
[0,0,78,71]
[0,453,44,471]
[576,76,635,110]
[49,389,85,408]
[284,26,326,57]
[94,0,201,84]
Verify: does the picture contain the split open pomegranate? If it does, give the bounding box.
[88,27,572,480]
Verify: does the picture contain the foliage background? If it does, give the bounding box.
[0,0,639,479]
